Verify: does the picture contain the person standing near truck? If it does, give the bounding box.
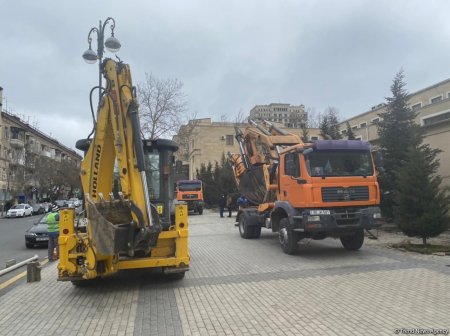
[218,195,226,218]
[226,195,233,217]
[47,205,60,261]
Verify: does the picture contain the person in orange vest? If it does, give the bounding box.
[47,205,60,261]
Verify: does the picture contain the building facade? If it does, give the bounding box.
[174,118,321,179]
[249,103,306,128]
[0,87,82,204]
[339,78,450,185]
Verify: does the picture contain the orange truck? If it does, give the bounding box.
[176,180,204,215]
[228,120,382,254]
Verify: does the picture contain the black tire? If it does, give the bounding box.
[165,272,186,280]
[25,242,32,248]
[71,279,98,287]
[340,229,364,251]
[279,218,300,255]
[238,215,261,239]
[198,207,203,215]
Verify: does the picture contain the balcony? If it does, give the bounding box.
[10,157,25,166]
[10,138,25,148]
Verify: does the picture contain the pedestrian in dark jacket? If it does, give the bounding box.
[226,195,233,217]
[218,195,226,218]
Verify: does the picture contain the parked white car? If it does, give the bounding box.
[69,198,81,207]
[7,204,33,218]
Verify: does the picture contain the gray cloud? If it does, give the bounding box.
[1,0,450,150]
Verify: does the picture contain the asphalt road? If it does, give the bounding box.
[0,214,49,288]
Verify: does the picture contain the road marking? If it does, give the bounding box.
[0,258,48,290]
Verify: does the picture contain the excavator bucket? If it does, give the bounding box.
[85,196,160,256]
[237,165,268,205]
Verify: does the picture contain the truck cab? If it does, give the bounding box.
[175,180,204,215]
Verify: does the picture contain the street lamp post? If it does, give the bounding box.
[82,17,121,106]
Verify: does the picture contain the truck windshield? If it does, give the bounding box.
[306,150,374,177]
[178,183,202,192]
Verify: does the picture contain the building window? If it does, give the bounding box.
[355,136,362,141]
[311,136,319,140]
[371,117,380,123]
[430,95,442,104]
[411,103,422,111]
[422,111,450,126]
[360,122,367,128]
[351,125,358,130]
[226,135,234,146]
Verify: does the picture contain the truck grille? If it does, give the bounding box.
[322,186,369,202]
[334,208,361,226]
[182,194,197,200]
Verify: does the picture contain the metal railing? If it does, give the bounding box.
[0,255,38,277]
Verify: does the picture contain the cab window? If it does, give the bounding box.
[284,153,300,177]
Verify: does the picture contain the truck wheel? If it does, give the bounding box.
[239,216,261,239]
[340,229,364,250]
[279,218,299,255]
[198,207,203,215]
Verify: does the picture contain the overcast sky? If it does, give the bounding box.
[1,0,450,151]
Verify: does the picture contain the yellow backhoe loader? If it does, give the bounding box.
[57,58,189,284]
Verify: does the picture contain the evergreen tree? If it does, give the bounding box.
[319,116,330,139]
[320,107,342,140]
[196,162,215,207]
[195,157,238,208]
[377,70,422,218]
[394,144,449,245]
[218,153,237,198]
[346,121,356,140]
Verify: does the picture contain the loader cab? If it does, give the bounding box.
[142,139,179,226]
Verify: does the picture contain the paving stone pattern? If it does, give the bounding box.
[0,210,448,335]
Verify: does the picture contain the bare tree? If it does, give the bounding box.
[233,108,248,125]
[174,112,199,162]
[305,106,322,128]
[138,73,187,139]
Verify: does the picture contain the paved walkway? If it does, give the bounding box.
[0,210,449,336]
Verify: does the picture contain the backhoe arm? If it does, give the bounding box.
[80,59,159,257]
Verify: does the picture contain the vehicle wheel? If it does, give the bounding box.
[26,242,32,248]
[198,207,203,215]
[165,271,185,280]
[340,229,364,250]
[279,218,299,255]
[71,279,98,287]
[238,216,261,239]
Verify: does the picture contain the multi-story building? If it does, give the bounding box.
[0,87,82,204]
[176,79,450,183]
[339,78,450,185]
[249,103,306,128]
[173,118,321,179]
